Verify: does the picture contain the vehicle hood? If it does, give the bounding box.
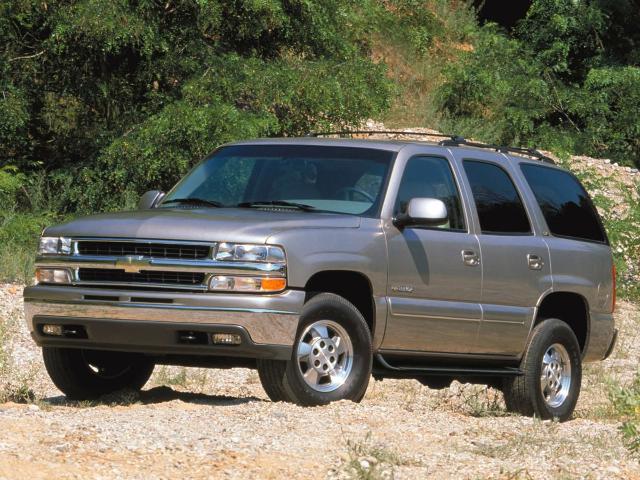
[43,208,361,244]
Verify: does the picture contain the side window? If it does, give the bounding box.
[520,163,607,243]
[463,160,531,234]
[394,156,465,231]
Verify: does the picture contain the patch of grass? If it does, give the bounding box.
[473,418,618,464]
[59,389,142,408]
[0,311,39,403]
[246,369,259,385]
[455,385,509,418]
[0,245,36,285]
[152,366,188,388]
[190,368,211,392]
[398,379,422,411]
[371,0,478,128]
[609,372,640,453]
[472,420,559,460]
[479,468,535,480]
[98,388,141,406]
[339,432,406,480]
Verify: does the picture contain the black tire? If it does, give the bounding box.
[256,359,290,402]
[502,319,582,421]
[43,347,155,400]
[263,293,372,406]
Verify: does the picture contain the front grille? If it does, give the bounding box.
[78,268,206,286]
[76,241,211,260]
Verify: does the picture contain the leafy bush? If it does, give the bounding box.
[69,54,391,212]
[515,0,606,81]
[437,26,560,148]
[0,0,394,281]
[0,166,25,209]
[0,211,58,283]
[436,0,640,167]
[578,67,640,164]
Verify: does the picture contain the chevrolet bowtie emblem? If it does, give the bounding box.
[115,255,150,273]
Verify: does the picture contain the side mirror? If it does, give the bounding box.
[138,190,165,210]
[394,198,448,228]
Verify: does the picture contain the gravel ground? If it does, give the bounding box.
[1,284,639,479]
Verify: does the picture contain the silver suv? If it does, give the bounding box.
[24,134,617,420]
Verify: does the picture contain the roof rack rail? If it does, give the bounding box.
[306,130,466,143]
[305,130,555,164]
[440,138,555,164]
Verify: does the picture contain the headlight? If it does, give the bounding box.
[38,237,72,255]
[215,243,285,263]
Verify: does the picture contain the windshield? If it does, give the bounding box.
[161,144,394,216]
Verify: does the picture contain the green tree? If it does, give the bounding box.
[0,0,392,211]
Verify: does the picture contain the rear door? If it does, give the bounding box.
[382,154,483,354]
[458,156,552,356]
[519,163,614,316]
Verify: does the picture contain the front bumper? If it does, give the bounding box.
[24,285,304,360]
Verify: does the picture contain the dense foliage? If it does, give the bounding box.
[0,0,392,211]
[0,0,397,279]
[438,0,640,167]
[1,0,640,284]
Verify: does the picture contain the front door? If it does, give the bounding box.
[382,155,483,354]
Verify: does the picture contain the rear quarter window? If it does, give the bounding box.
[520,163,607,244]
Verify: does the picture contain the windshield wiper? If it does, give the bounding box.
[162,197,225,208]
[236,200,317,211]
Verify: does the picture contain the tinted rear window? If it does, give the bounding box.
[463,160,531,234]
[520,164,607,243]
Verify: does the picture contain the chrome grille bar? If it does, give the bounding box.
[36,238,285,291]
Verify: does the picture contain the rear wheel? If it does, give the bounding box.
[502,319,581,421]
[43,347,155,400]
[257,293,372,406]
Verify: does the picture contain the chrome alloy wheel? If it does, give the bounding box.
[296,320,354,393]
[540,343,572,408]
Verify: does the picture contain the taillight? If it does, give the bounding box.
[611,263,617,313]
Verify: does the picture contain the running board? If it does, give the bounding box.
[375,354,523,377]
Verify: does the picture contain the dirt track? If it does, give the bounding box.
[1,284,639,479]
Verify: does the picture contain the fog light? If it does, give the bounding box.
[35,268,72,284]
[208,276,234,291]
[42,324,64,336]
[211,333,242,345]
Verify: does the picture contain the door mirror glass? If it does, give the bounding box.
[395,198,448,227]
[138,190,165,210]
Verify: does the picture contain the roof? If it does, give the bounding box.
[224,136,560,168]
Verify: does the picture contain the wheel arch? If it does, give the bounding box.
[533,291,590,352]
[303,270,376,335]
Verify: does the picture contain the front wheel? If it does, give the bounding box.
[257,293,372,406]
[502,319,582,421]
[43,347,155,400]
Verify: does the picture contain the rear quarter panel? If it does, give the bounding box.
[543,237,615,361]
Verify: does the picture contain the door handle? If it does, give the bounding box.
[527,254,544,270]
[461,250,480,266]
